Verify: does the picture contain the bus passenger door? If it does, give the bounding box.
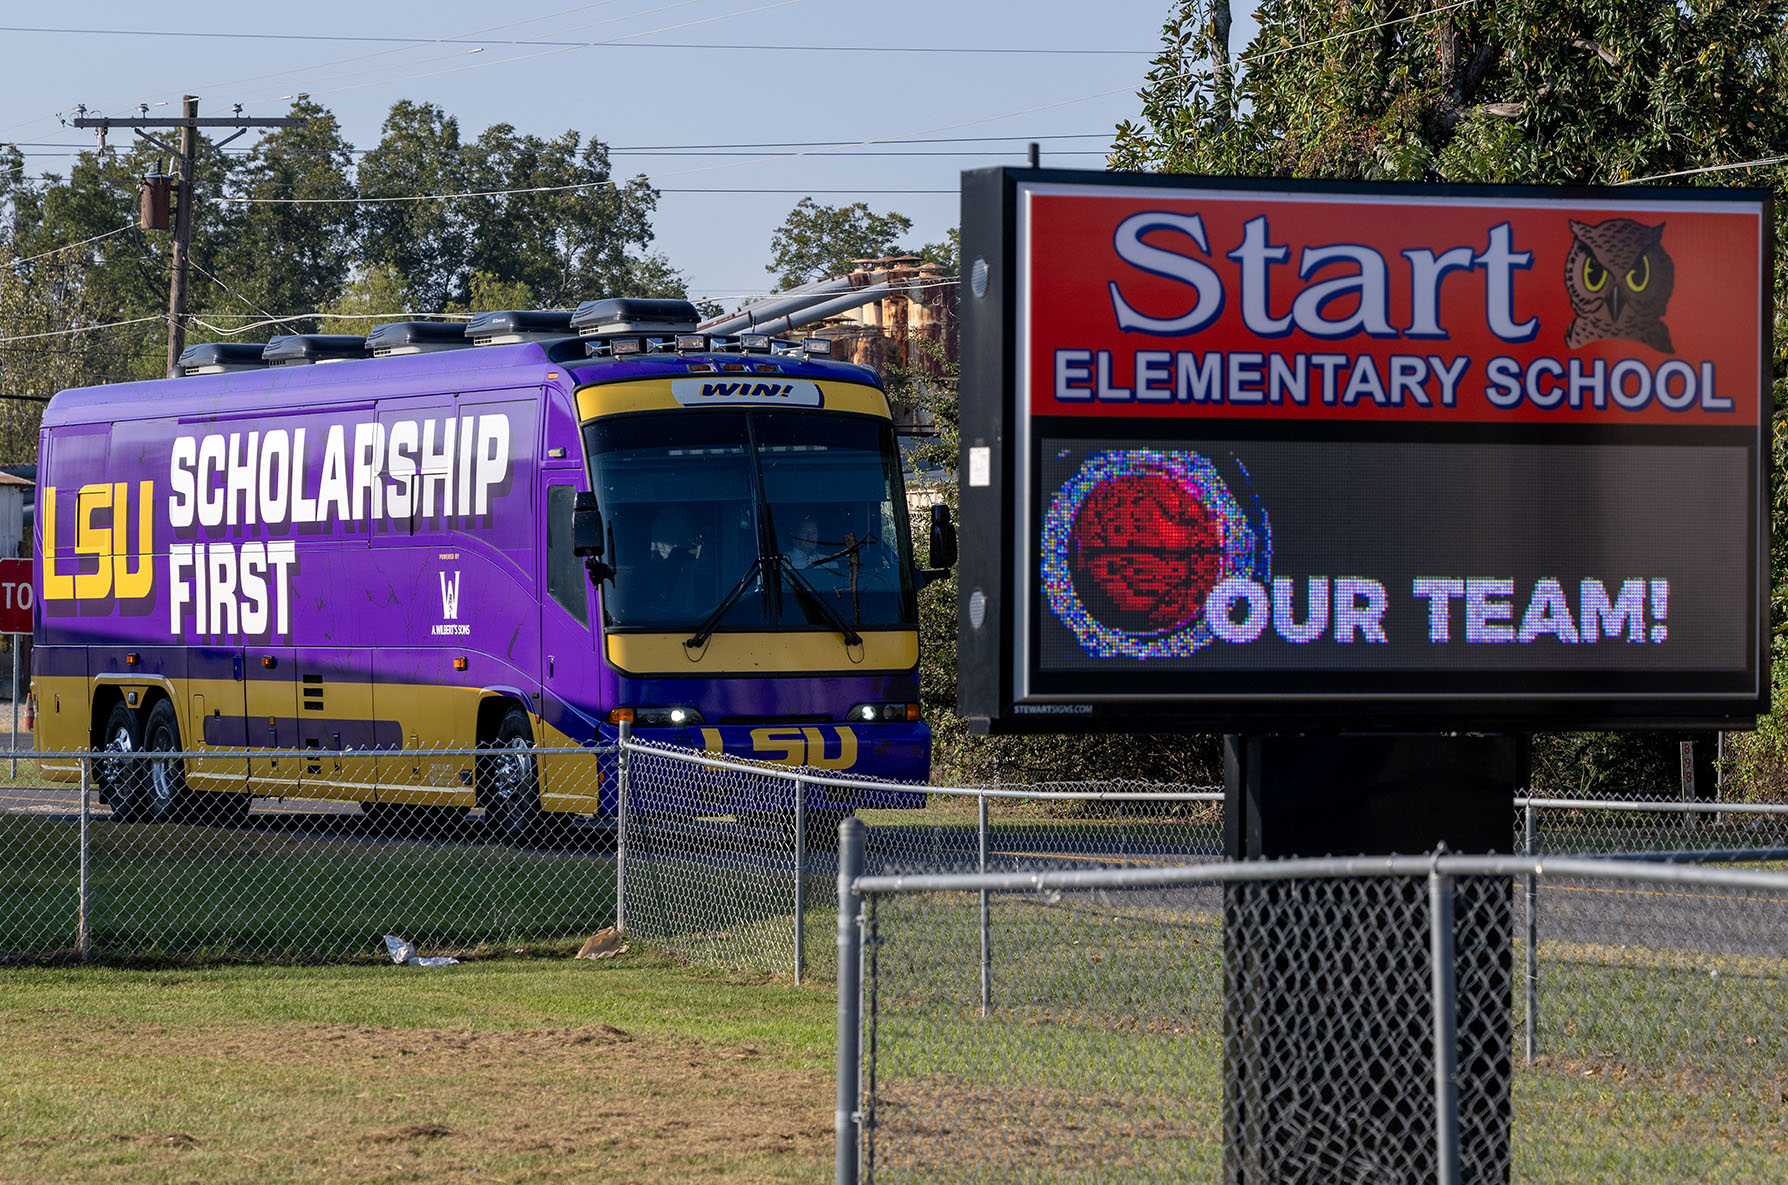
[244,646,299,796]
[539,477,599,813]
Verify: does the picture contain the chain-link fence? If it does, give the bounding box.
[1520,796,1788,858]
[0,746,620,964]
[4,734,1788,979]
[616,737,1221,986]
[840,846,1788,1185]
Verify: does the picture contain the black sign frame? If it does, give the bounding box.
[954,167,1773,734]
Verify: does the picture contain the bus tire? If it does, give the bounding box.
[480,706,541,843]
[97,701,150,822]
[141,699,190,824]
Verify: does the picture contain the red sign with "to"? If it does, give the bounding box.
[0,558,34,634]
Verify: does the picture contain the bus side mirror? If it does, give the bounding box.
[928,503,957,570]
[572,491,604,557]
[573,491,614,584]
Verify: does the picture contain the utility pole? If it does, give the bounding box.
[72,98,304,375]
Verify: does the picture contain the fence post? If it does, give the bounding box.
[1523,802,1538,1064]
[794,776,807,985]
[1429,859,1460,1185]
[9,636,17,779]
[836,817,864,1185]
[78,755,91,962]
[616,720,631,935]
[978,791,991,1017]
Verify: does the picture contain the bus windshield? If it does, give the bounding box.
[585,410,917,632]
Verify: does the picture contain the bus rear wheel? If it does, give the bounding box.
[140,700,194,824]
[480,706,542,843]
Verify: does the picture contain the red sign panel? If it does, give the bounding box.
[1024,186,1764,427]
[0,558,33,634]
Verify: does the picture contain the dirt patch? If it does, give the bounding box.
[105,1132,199,1149]
[3,1019,831,1184]
[362,1122,453,1143]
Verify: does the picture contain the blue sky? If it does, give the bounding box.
[0,2,1257,312]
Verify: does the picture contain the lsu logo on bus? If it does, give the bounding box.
[700,725,859,770]
[39,482,155,604]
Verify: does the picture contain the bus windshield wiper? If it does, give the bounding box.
[684,556,769,652]
[684,553,864,652]
[781,558,864,648]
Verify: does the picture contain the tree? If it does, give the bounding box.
[463,124,684,307]
[1111,1,1788,796]
[211,98,360,330]
[767,198,914,289]
[314,263,415,335]
[357,101,473,313]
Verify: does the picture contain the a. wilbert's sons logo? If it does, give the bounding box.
[433,570,469,636]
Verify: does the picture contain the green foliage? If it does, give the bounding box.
[887,341,1221,787]
[210,99,358,328]
[766,197,914,289]
[1111,1,1788,798]
[356,100,472,313]
[314,263,416,335]
[0,96,682,410]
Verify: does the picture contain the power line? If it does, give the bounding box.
[1616,155,1788,185]
[7,222,138,267]
[4,26,1153,55]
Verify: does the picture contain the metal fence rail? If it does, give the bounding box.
[840,846,1788,1185]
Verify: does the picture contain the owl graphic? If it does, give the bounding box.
[1564,218,1675,353]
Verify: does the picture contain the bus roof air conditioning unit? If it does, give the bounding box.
[465,309,575,346]
[366,320,476,357]
[176,342,269,375]
[571,298,699,337]
[262,335,371,366]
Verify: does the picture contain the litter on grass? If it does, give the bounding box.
[383,935,460,967]
[576,928,630,960]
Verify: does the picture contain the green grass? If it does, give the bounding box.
[0,955,840,1185]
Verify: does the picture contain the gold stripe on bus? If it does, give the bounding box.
[29,676,602,813]
[605,629,917,675]
[575,377,891,421]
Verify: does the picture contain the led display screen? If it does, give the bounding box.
[955,169,1771,731]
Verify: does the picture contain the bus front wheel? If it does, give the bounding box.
[480,706,542,843]
[97,702,149,822]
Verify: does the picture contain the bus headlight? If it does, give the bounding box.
[850,702,919,723]
[608,707,705,727]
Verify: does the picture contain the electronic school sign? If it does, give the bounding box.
[955,168,1772,731]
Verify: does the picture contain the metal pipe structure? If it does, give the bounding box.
[978,793,991,1017]
[77,756,90,961]
[852,852,1788,896]
[700,276,855,335]
[1524,804,1539,1064]
[732,282,904,340]
[1429,865,1461,1185]
[794,777,808,985]
[836,819,865,1185]
[616,720,632,934]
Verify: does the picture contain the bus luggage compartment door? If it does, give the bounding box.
[244,647,299,796]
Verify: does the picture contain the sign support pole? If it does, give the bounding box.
[1222,734,1521,1185]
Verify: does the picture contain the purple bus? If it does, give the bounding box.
[31,299,950,836]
